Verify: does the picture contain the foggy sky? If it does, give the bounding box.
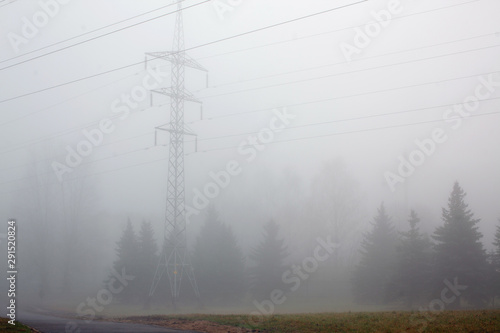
[1,0,500,255]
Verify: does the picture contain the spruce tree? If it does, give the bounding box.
[493,220,500,270]
[109,218,140,303]
[432,182,489,308]
[192,207,246,303]
[249,220,289,299]
[490,220,500,306]
[352,203,398,304]
[137,220,158,305]
[393,210,432,308]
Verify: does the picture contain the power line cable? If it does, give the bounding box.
[0,99,169,156]
[192,32,498,94]
[1,109,498,194]
[0,0,486,112]
[0,70,144,127]
[3,38,499,147]
[193,68,500,122]
[1,29,492,131]
[0,0,18,8]
[0,2,495,160]
[199,110,500,153]
[0,0,208,71]
[2,65,499,157]
[4,29,492,130]
[0,0,189,65]
[0,145,152,186]
[197,44,500,100]
[192,96,500,144]
[3,89,500,186]
[0,0,369,104]
[0,131,152,173]
[2,27,497,107]
[193,0,484,64]
[4,92,500,175]
[1,0,481,71]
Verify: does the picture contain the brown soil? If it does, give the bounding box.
[115,317,265,333]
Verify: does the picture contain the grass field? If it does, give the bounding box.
[121,310,500,333]
[0,318,35,332]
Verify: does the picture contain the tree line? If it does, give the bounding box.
[352,182,500,308]
[109,181,500,309]
[108,207,288,306]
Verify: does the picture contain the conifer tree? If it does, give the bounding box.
[432,182,489,308]
[393,210,432,308]
[249,220,289,299]
[192,207,246,303]
[109,218,139,303]
[352,203,398,304]
[490,220,500,306]
[493,220,500,270]
[137,220,158,305]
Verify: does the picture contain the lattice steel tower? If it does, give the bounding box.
[146,0,206,306]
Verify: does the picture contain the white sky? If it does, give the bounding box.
[1,0,499,248]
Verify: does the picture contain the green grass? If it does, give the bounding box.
[0,317,34,332]
[132,310,500,333]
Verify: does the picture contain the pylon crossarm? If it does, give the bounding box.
[182,54,208,72]
[152,87,201,103]
[146,52,207,72]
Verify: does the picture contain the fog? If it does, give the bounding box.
[1,0,500,320]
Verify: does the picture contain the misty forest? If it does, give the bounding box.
[110,181,500,309]
[9,177,500,310]
[1,0,500,332]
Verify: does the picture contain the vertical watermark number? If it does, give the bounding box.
[6,219,17,326]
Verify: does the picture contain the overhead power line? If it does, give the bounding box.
[3,40,498,106]
[193,97,500,144]
[2,0,480,71]
[0,70,143,127]
[0,0,18,8]
[0,0,369,104]
[193,0,484,64]
[0,100,169,156]
[2,30,493,130]
[199,111,500,153]
[0,131,152,173]
[1,109,498,194]
[0,0,189,65]
[0,0,208,71]
[197,44,500,100]
[0,0,484,104]
[1,65,499,157]
[192,32,498,94]
[3,92,500,176]
[3,82,500,183]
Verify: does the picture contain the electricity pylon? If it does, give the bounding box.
[146,0,206,306]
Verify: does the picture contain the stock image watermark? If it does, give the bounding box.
[51,66,169,182]
[185,107,296,222]
[247,235,340,326]
[212,0,243,20]
[65,267,135,333]
[339,0,403,62]
[7,0,72,54]
[6,219,17,326]
[405,277,467,333]
[385,73,500,192]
